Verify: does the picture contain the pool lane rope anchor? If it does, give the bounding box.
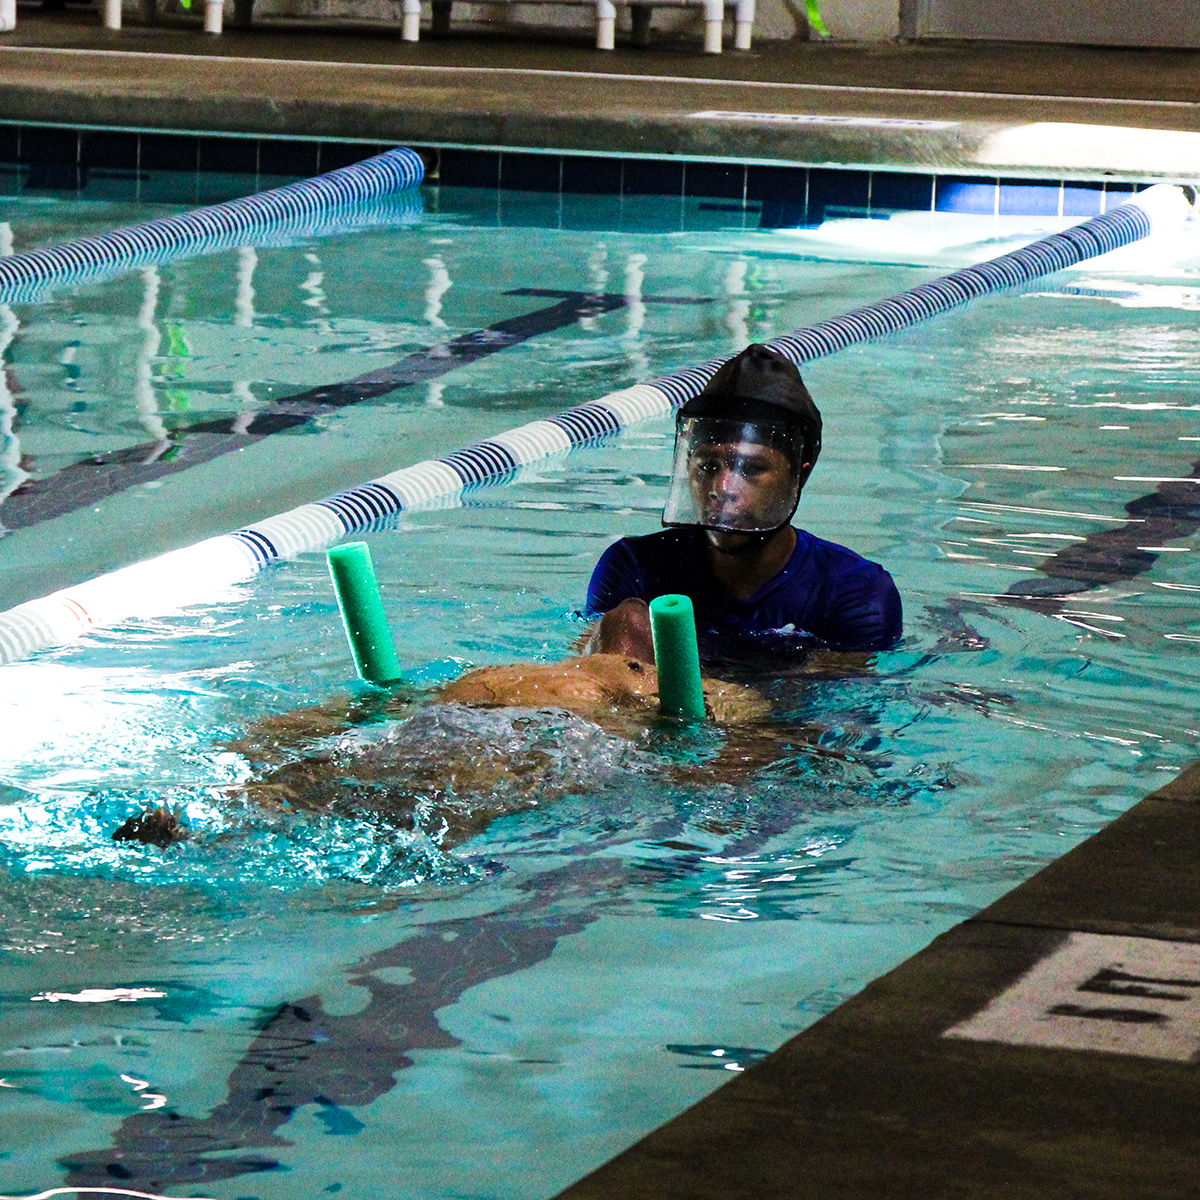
[0,183,1191,667]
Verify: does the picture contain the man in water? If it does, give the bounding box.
[587,343,901,663]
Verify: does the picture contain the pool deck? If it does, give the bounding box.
[555,760,1200,1199]
[4,12,1200,177]
[5,12,1200,1197]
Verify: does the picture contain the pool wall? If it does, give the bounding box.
[5,43,1200,181]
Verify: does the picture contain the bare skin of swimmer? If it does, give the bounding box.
[438,652,768,724]
[110,653,772,848]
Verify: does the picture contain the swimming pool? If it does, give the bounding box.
[2,177,1199,1197]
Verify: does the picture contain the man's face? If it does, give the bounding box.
[687,440,797,533]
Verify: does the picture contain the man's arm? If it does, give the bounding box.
[585,538,649,616]
[822,563,903,652]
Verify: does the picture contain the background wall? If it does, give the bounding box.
[244,0,900,43]
[909,0,1200,46]
[173,0,1196,46]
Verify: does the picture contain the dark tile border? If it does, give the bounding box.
[0,122,1152,230]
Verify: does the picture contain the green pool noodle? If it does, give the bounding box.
[327,542,403,685]
[649,594,707,720]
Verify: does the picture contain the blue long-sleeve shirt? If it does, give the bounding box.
[586,526,902,657]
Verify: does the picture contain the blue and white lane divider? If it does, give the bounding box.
[1,191,427,307]
[0,147,425,304]
[0,184,1189,666]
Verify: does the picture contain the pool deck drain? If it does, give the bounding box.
[553,760,1200,1200]
[4,16,1200,176]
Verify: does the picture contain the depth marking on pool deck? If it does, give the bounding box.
[945,932,1200,1061]
[0,290,703,533]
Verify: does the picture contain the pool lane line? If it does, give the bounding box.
[0,289,638,533]
[0,186,1186,667]
[57,859,616,1190]
[996,463,1200,619]
[55,784,817,1189]
[5,46,1199,111]
[0,147,424,303]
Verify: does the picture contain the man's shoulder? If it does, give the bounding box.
[795,529,889,576]
[587,527,698,614]
[785,530,902,649]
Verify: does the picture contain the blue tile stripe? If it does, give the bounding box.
[0,147,424,301]
[0,125,1158,228]
[0,188,1176,666]
[438,151,1139,229]
[1,126,1155,232]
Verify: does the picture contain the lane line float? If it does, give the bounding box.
[0,184,1189,666]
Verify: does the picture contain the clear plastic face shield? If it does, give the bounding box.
[662,418,803,534]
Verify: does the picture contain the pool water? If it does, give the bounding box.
[2,181,1200,1198]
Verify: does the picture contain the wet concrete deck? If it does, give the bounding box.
[4,11,1200,176]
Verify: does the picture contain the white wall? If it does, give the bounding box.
[813,0,898,40]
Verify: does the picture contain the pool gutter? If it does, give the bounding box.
[3,42,1200,180]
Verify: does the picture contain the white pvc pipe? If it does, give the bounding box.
[0,0,16,33]
[402,0,420,41]
[203,0,223,32]
[703,0,723,53]
[103,0,122,29]
[596,0,616,49]
[734,0,753,49]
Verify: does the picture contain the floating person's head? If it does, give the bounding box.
[662,344,822,535]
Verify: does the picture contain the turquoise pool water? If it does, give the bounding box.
[1,183,1200,1197]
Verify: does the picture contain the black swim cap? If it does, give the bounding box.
[679,344,822,477]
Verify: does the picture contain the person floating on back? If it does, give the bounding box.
[586,343,902,664]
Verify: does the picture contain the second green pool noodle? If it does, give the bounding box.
[649,594,707,720]
[327,541,403,685]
